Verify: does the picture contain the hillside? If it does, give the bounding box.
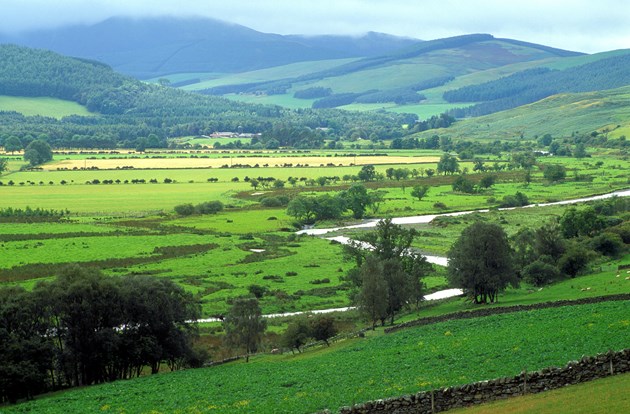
[445,51,630,117]
[191,34,584,114]
[2,300,627,413]
[417,84,630,141]
[0,44,412,148]
[0,17,420,78]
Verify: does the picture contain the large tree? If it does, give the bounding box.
[447,222,518,304]
[23,139,53,166]
[342,184,372,219]
[356,256,389,329]
[223,298,266,362]
[437,153,459,175]
[345,219,431,324]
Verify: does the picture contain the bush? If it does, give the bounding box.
[260,196,289,207]
[522,260,560,286]
[248,284,268,299]
[194,201,224,215]
[174,203,195,216]
[452,175,475,193]
[499,192,529,207]
[310,278,330,285]
[559,245,590,277]
[433,202,447,210]
[590,232,625,257]
[543,164,567,182]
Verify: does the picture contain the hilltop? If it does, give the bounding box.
[0,17,420,78]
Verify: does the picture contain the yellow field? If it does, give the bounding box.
[44,155,440,170]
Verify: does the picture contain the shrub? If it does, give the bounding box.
[248,284,268,299]
[174,203,195,216]
[310,278,330,285]
[433,202,447,210]
[499,192,529,207]
[559,245,590,277]
[522,260,560,286]
[590,232,625,257]
[194,201,224,215]
[452,175,475,193]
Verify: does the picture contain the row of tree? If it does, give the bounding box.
[0,266,201,403]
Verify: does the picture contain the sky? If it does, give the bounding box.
[2,0,630,53]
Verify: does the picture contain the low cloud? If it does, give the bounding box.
[2,0,629,53]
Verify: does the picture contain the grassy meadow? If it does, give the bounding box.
[450,372,630,414]
[0,95,92,118]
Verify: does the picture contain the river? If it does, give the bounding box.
[199,188,629,322]
[297,187,630,266]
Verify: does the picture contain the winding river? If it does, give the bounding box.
[198,189,629,322]
[297,188,630,266]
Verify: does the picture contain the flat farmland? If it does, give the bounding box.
[42,154,441,170]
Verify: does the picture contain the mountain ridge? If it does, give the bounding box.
[0,16,421,78]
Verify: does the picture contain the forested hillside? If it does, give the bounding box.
[0,45,413,149]
[445,53,630,117]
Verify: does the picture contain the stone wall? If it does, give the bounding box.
[385,294,630,334]
[333,349,630,414]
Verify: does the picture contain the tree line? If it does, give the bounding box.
[0,266,201,404]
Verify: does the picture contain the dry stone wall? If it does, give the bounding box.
[332,349,630,414]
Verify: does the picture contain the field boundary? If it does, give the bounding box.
[332,348,630,413]
[385,293,630,334]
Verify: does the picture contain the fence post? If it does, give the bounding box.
[431,389,435,414]
[522,369,527,395]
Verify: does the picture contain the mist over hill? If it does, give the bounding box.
[0,17,421,78]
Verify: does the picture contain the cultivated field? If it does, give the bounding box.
[42,154,441,170]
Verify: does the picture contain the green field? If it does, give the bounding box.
[451,372,630,414]
[0,95,92,118]
[3,300,627,413]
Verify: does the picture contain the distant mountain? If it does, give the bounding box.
[0,17,420,78]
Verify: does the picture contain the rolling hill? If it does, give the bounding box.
[0,17,420,79]
[0,44,412,149]
[416,84,630,141]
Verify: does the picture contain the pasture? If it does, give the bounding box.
[3,300,628,413]
[0,95,92,118]
[451,372,630,414]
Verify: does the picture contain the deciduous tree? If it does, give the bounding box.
[447,222,517,304]
[224,298,266,362]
